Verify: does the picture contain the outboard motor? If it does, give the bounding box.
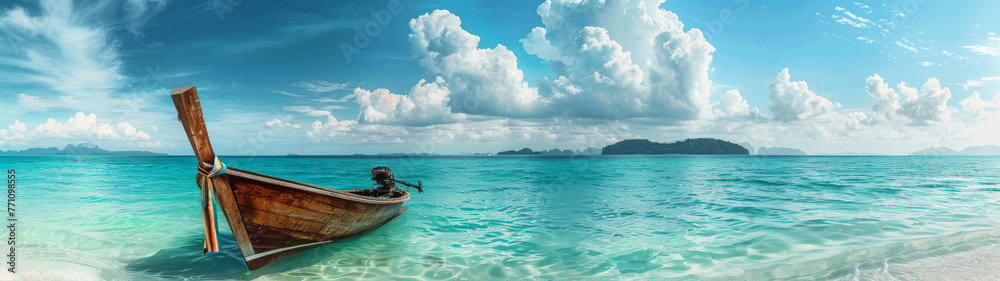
[371,166,423,193]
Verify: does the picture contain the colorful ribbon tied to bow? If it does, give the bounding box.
[196,156,227,255]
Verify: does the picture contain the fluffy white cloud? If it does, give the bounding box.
[355,88,405,124]
[323,3,718,134]
[409,10,543,117]
[865,74,952,125]
[8,120,27,133]
[308,116,357,141]
[713,89,763,120]
[545,26,647,118]
[526,0,716,120]
[521,27,569,63]
[768,68,838,122]
[117,122,137,137]
[865,74,901,123]
[401,77,464,125]
[306,115,412,143]
[34,113,117,139]
[265,115,302,129]
[115,122,150,140]
[0,112,153,144]
[354,77,463,126]
[959,92,1000,119]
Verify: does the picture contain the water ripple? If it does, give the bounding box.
[6,156,1000,280]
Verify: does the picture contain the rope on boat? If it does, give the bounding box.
[196,156,227,255]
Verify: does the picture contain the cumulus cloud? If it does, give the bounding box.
[8,121,27,133]
[545,26,647,118]
[34,113,118,139]
[409,10,543,117]
[959,92,1000,119]
[307,116,356,140]
[115,122,151,140]
[526,0,716,120]
[0,112,153,144]
[521,27,571,63]
[355,88,405,124]
[768,68,838,122]
[713,89,763,120]
[306,115,417,143]
[354,77,463,126]
[401,77,464,125]
[265,115,302,129]
[326,2,720,133]
[864,74,952,125]
[899,78,952,124]
[865,74,901,123]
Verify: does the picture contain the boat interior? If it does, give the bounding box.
[350,188,407,198]
[226,167,409,201]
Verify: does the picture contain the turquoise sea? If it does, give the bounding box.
[3,155,1000,280]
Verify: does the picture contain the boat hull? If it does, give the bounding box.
[220,168,409,270]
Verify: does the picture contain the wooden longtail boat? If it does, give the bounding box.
[171,85,421,270]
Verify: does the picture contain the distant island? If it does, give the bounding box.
[601,138,749,155]
[496,147,602,156]
[757,147,808,156]
[0,143,167,156]
[497,148,540,155]
[738,142,756,155]
[911,145,1000,156]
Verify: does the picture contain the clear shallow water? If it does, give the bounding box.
[3,155,1000,280]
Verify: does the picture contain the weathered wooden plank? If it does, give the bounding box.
[244,222,321,250]
[229,180,352,213]
[172,86,257,259]
[238,205,328,233]
[231,186,334,224]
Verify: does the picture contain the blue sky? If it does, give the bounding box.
[1,0,999,155]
